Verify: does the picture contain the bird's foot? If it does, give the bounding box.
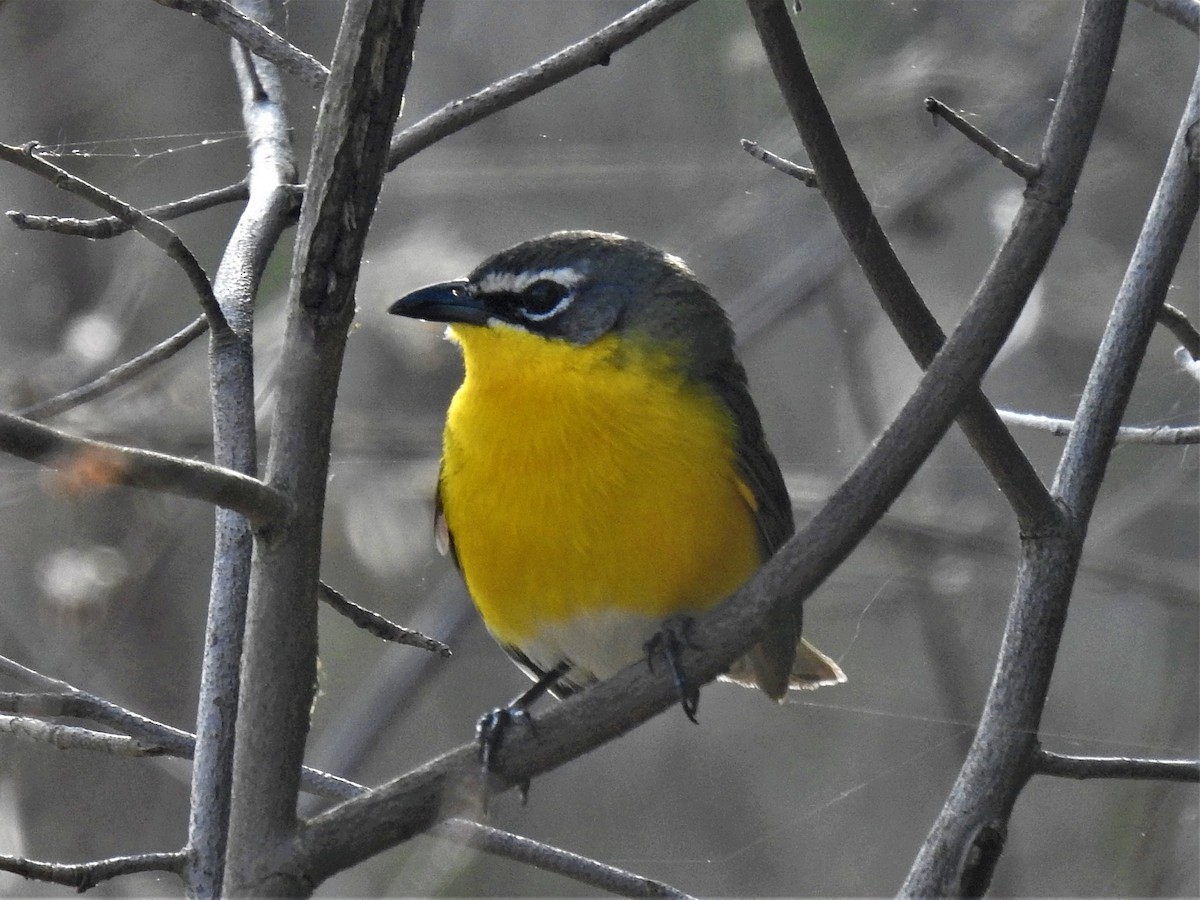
[645,616,701,723]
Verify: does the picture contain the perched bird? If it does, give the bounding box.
[389,231,844,724]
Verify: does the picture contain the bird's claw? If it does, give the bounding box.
[645,616,701,723]
[476,704,535,807]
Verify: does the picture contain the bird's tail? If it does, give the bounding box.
[721,637,846,700]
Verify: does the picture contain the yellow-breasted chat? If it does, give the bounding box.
[388,231,844,727]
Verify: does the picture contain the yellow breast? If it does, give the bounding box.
[439,322,763,652]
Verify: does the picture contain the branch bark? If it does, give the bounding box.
[221,0,424,894]
[0,410,290,528]
[185,2,298,894]
[904,8,1200,895]
[150,0,329,88]
[744,0,1062,534]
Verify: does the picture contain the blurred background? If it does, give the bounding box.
[0,1,1195,896]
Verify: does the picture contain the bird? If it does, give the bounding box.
[388,230,845,729]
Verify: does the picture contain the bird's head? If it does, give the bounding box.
[388,231,735,372]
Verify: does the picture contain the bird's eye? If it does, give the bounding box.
[519,279,573,321]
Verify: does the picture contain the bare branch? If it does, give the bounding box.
[1158,302,1200,359]
[905,13,1199,895]
[924,96,1040,181]
[998,409,1200,444]
[0,850,186,893]
[387,0,702,168]
[740,139,819,186]
[432,818,695,900]
[0,411,291,529]
[1135,0,1200,32]
[744,0,1062,534]
[318,582,452,656]
[0,142,230,335]
[150,0,329,89]
[8,179,257,238]
[16,315,209,421]
[0,656,361,802]
[0,714,168,756]
[224,0,424,892]
[185,7,301,893]
[1036,750,1200,782]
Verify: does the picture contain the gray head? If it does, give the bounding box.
[388,231,737,369]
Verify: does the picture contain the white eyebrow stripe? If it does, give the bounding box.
[476,266,586,295]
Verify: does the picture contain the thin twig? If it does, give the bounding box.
[150,0,329,89]
[16,315,209,421]
[0,715,168,756]
[1134,0,1200,32]
[0,655,361,802]
[1157,302,1200,359]
[998,409,1200,444]
[0,411,291,529]
[0,142,230,335]
[318,582,451,656]
[734,136,820,186]
[740,139,819,186]
[0,850,186,893]
[387,0,702,168]
[8,179,257,238]
[924,97,1040,181]
[1036,749,1200,781]
[432,818,695,900]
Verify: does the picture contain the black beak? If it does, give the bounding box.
[387,280,489,325]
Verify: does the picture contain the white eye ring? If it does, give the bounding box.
[521,289,574,322]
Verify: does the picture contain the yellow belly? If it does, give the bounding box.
[440,323,762,673]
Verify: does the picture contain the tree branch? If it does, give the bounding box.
[16,315,209,421]
[387,0,701,169]
[222,0,424,893]
[1134,0,1200,32]
[186,3,300,894]
[0,850,186,893]
[997,409,1200,444]
[0,142,230,336]
[0,411,291,529]
[1035,750,1200,782]
[7,179,258,238]
[150,0,329,89]
[318,582,451,655]
[744,0,1063,535]
[905,10,1200,895]
[740,139,819,186]
[1157,302,1200,359]
[431,818,695,900]
[924,96,1040,181]
[0,714,168,756]
[0,656,361,802]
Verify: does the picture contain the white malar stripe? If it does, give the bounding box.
[476,266,586,296]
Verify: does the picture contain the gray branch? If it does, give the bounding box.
[0,411,291,529]
[743,0,1062,534]
[0,850,186,893]
[16,315,209,421]
[998,410,1200,444]
[904,10,1198,894]
[1036,750,1200,782]
[387,0,702,169]
[0,142,230,335]
[150,0,329,88]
